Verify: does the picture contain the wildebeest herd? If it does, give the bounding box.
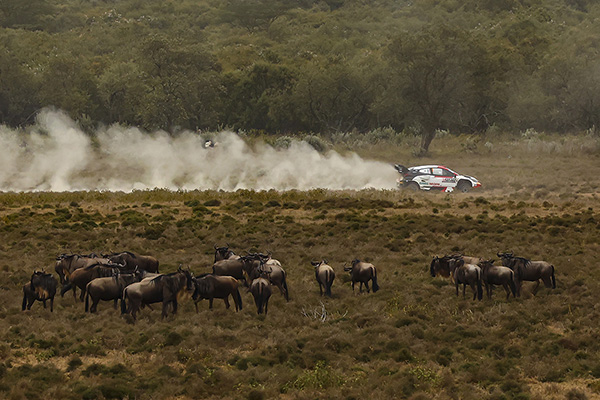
[22,246,380,320]
[22,247,555,320]
[430,252,557,300]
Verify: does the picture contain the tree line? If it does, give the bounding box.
[1,0,599,153]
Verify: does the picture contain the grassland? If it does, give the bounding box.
[0,134,599,400]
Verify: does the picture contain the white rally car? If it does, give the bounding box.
[394,164,481,192]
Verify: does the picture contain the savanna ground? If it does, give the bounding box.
[0,134,599,400]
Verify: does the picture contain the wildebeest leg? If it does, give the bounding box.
[43,300,47,309]
[542,276,552,288]
[463,284,466,299]
[113,299,118,309]
[79,289,86,303]
[224,297,230,309]
[91,298,100,313]
[209,297,214,310]
[532,280,541,295]
[264,298,268,315]
[319,283,323,296]
[50,297,54,312]
[503,284,510,300]
[365,281,370,293]
[471,283,477,300]
[194,300,200,313]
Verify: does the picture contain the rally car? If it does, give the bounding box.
[394,164,481,192]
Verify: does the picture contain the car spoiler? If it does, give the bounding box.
[394,164,408,174]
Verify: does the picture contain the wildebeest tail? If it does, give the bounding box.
[509,271,517,297]
[476,269,483,301]
[283,275,290,301]
[120,288,128,314]
[325,270,332,297]
[235,288,243,311]
[371,268,380,293]
[551,265,556,289]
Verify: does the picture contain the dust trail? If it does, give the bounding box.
[0,110,398,192]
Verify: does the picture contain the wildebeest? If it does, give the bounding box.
[430,256,454,278]
[451,259,483,301]
[212,256,257,285]
[344,259,379,293]
[213,244,240,263]
[192,274,242,312]
[478,260,516,300]
[85,271,142,313]
[498,252,556,296]
[104,251,160,273]
[311,260,335,297]
[22,271,58,312]
[249,276,272,315]
[247,254,289,301]
[121,267,194,321]
[61,263,125,301]
[55,253,110,285]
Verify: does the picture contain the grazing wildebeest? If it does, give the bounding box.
[478,260,516,300]
[103,251,160,273]
[311,260,335,297]
[249,276,272,315]
[498,252,556,296]
[344,259,379,293]
[22,271,58,312]
[55,254,110,285]
[213,244,240,263]
[192,274,242,312]
[61,263,124,301]
[85,271,142,313]
[451,259,483,301]
[121,267,194,321]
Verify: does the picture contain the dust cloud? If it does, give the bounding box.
[0,110,397,192]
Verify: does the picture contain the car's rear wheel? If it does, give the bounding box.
[407,182,420,191]
[457,180,471,193]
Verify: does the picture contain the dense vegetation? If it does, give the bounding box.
[2,0,600,152]
[0,138,599,399]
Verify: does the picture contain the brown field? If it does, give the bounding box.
[0,134,599,400]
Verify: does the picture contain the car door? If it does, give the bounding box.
[414,167,434,189]
[430,167,457,190]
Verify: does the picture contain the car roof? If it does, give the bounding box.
[409,165,450,170]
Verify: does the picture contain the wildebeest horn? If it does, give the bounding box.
[323,259,328,264]
[214,244,218,249]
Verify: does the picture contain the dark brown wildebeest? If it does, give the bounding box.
[344,259,379,293]
[121,267,194,321]
[213,244,240,263]
[430,256,455,278]
[22,271,58,312]
[212,256,257,285]
[104,251,160,273]
[55,254,110,285]
[478,260,516,300]
[85,271,142,313]
[498,252,556,296]
[192,274,243,312]
[61,263,124,301]
[249,276,272,315]
[311,260,335,297]
[451,259,483,301]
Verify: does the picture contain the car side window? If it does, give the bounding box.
[432,168,443,176]
[418,168,431,174]
[441,169,455,177]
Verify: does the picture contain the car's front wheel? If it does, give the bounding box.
[457,180,471,193]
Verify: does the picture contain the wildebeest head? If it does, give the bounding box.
[214,244,234,262]
[311,260,328,268]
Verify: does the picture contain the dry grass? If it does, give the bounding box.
[0,135,599,399]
